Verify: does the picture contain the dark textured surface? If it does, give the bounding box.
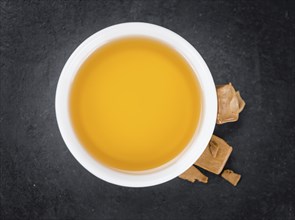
[1,0,295,219]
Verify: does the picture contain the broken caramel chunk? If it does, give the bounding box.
[179,166,208,183]
[216,83,246,124]
[236,91,245,113]
[195,135,232,174]
[221,169,241,186]
[209,139,219,158]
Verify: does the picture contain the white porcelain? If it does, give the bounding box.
[55,22,217,187]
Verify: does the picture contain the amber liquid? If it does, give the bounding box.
[70,37,202,171]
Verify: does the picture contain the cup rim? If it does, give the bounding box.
[55,22,217,187]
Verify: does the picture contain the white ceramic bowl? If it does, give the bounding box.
[55,22,217,187]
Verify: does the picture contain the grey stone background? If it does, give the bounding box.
[1,0,294,219]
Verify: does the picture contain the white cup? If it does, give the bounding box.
[55,22,217,187]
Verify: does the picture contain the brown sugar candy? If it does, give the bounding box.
[208,138,219,158]
[216,83,245,124]
[195,135,232,174]
[179,166,208,183]
[179,83,245,186]
[221,169,241,186]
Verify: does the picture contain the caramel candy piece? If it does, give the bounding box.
[216,83,245,124]
[236,91,245,113]
[195,135,232,174]
[221,169,241,186]
[179,166,208,183]
[209,138,219,158]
